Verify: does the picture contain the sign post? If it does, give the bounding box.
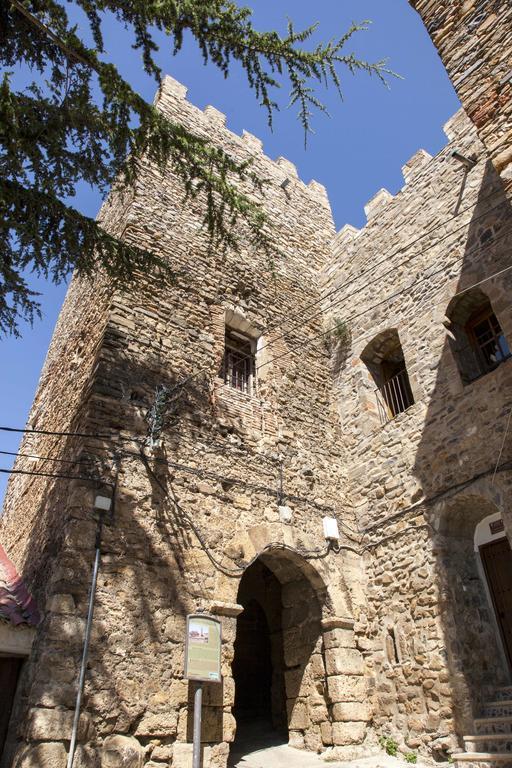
[185,614,222,768]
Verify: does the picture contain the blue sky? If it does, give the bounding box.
[0,0,460,504]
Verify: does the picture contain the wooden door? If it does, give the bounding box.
[480,537,512,670]
[0,656,23,759]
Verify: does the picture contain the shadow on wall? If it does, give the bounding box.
[413,160,512,734]
[5,333,337,766]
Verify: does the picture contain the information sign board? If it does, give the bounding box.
[185,614,222,683]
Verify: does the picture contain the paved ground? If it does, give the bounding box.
[230,744,426,768]
[228,723,430,768]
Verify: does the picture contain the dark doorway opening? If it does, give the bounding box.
[231,559,287,754]
[480,537,512,670]
[0,656,23,759]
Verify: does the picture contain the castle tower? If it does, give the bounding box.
[0,77,367,767]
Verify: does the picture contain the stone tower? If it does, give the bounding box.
[0,77,369,768]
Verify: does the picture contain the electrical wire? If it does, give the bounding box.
[0,467,104,483]
[248,181,511,349]
[138,189,512,404]
[253,191,512,357]
[162,223,512,403]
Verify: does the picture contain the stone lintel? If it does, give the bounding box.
[321,616,355,631]
[210,601,244,618]
[0,621,35,655]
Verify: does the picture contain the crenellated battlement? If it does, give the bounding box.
[333,108,473,247]
[154,75,331,207]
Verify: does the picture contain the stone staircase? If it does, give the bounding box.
[453,686,512,768]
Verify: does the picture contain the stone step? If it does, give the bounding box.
[453,752,512,768]
[464,734,512,753]
[475,717,512,735]
[492,688,512,702]
[482,702,512,718]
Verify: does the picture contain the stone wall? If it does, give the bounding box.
[0,77,369,768]
[325,108,512,752]
[409,0,512,180]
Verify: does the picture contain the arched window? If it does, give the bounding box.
[361,329,414,423]
[445,289,510,384]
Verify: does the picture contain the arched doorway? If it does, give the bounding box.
[432,493,512,732]
[230,549,327,755]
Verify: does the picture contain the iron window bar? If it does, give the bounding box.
[222,331,255,395]
[376,369,414,424]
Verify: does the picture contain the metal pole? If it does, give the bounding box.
[192,683,203,768]
[66,516,103,768]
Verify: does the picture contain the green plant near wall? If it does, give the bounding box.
[379,736,398,757]
[324,316,351,355]
[405,752,417,764]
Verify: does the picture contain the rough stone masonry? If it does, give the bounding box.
[1,6,512,768]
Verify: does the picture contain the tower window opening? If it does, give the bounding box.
[466,308,510,374]
[222,329,256,395]
[361,329,414,424]
[446,288,510,385]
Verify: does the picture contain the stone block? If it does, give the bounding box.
[320,721,333,746]
[15,743,67,768]
[327,675,366,703]
[325,648,364,676]
[288,731,305,750]
[322,628,355,650]
[26,708,93,742]
[332,702,370,722]
[172,743,211,768]
[150,744,172,762]
[134,710,178,737]
[287,699,309,730]
[47,593,76,614]
[331,721,366,746]
[101,735,144,768]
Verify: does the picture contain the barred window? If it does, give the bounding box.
[222,330,256,395]
[466,309,510,374]
[446,289,510,385]
[361,329,414,424]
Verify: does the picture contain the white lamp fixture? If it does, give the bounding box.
[94,494,112,512]
[323,516,340,543]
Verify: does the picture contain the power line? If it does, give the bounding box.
[161,219,512,403]
[208,224,512,382]
[256,189,511,355]
[0,468,103,483]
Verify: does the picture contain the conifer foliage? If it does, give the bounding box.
[0,0,392,335]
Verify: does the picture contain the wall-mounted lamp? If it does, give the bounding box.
[323,516,340,544]
[94,494,112,513]
[451,149,477,171]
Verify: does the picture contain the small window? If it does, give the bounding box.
[361,329,414,423]
[222,329,256,395]
[466,309,510,373]
[446,289,510,384]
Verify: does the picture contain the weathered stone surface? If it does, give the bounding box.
[101,735,144,768]
[331,721,366,746]
[15,742,67,768]
[332,702,370,722]
[2,13,512,766]
[327,676,366,703]
[325,648,364,676]
[26,708,93,742]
